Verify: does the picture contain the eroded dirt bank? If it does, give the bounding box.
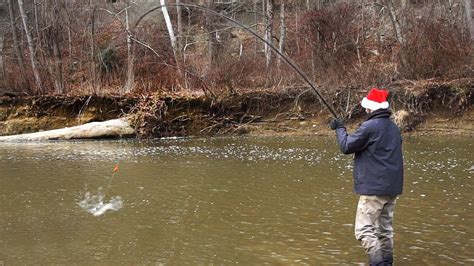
[1,80,473,138]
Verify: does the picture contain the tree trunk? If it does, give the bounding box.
[123,3,135,94]
[401,0,409,9]
[176,0,183,52]
[254,0,258,55]
[65,0,73,70]
[384,0,405,47]
[206,0,215,69]
[295,6,300,53]
[7,0,25,69]
[277,3,285,69]
[160,0,178,61]
[33,0,40,39]
[18,0,44,94]
[52,33,64,94]
[264,0,274,69]
[50,0,64,94]
[160,0,182,85]
[0,118,135,141]
[90,0,97,94]
[0,34,6,89]
[465,0,474,39]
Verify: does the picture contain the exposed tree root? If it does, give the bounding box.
[0,79,472,139]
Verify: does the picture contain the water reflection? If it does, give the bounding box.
[0,136,472,264]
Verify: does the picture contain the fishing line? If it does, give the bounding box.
[102,162,119,199]
[133,3,339,118]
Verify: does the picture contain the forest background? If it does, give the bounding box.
[0,0,472,137]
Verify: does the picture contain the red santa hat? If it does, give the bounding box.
[361,88,389,110]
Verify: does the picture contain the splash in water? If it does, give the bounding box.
[78,163,123,216]
[78,190,123,217]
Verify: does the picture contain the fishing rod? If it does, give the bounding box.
[134,3,339,118]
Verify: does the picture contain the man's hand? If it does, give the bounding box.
[330,119,345,130]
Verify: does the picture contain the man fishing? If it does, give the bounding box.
[330,88,404,266]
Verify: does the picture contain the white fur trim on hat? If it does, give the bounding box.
[361,97,389,110]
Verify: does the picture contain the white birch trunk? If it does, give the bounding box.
[0,118,135,141]
[264,0,274,68]
[123,4,135,93]
[161,0,182,82]
[18,0,44,94]
[160,0,178,62]
[89,0,97,94]
[277,3,285,69]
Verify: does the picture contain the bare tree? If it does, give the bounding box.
[206,0,216,68]
[7,0,24,69]
[465,0,473,39]
[89,0,97,93]
[0,33,5,88]
[160,0,178,61]
[65,0,73,68]
[160,0,182,85]
[18,0,43,93]
[33,0,40,39]
[176,0,183,52]
[254,0,259,55]
[45,0,64,94]
[264,0,274,68]
[401,0,409,9]
[0,0,470,95]
[384,0,405,47]
[316,0,323,10]
[277,2,285,69]
[123,1,134,93]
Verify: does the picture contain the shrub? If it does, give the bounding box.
[401,10,473,80]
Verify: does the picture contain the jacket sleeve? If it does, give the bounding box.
[335,122,372,154]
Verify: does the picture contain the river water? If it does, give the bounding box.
[0,136,472,265]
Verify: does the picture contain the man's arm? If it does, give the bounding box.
[335,122,372,154]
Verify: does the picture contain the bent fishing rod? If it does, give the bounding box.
[134,3,339,118]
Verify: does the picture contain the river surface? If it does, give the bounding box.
[0,136,472,265]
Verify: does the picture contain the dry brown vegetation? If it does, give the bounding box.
[0,0,472,136]
[0,1,471,96]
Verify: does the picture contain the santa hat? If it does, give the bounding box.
[361,88,389,110]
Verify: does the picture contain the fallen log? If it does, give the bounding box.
[0,118,135,141]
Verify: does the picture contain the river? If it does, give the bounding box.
[0,136,472,264]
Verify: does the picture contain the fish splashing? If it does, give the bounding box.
[78,190,123,217]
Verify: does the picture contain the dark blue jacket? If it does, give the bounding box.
[336,109,404,196]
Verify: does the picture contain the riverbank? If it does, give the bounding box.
[1,79,472,138]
